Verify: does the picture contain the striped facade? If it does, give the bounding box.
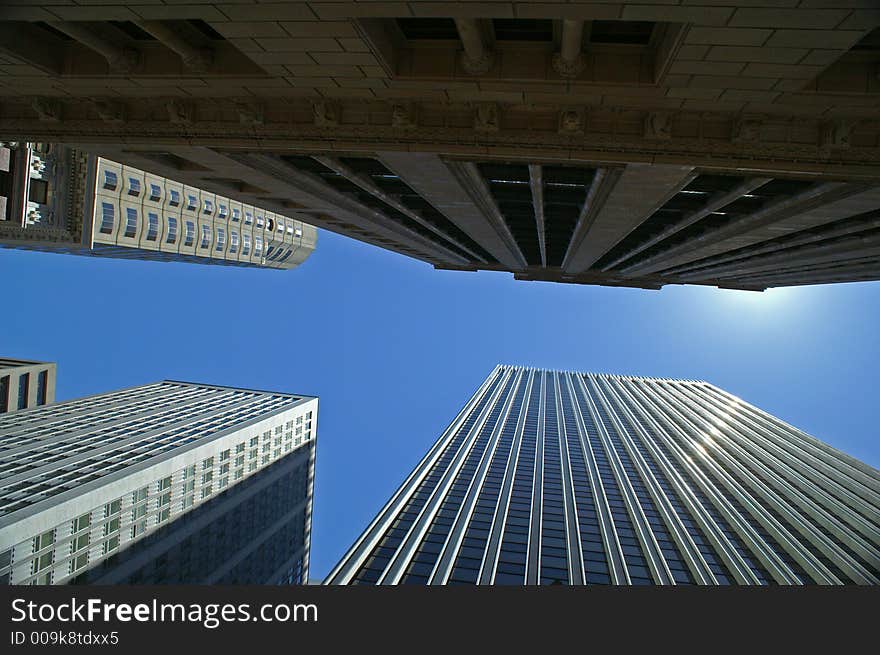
[0,381,317,586]
[326,365,880,586]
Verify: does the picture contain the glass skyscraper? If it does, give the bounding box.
[327,365,879,585]
[0,381,317,585]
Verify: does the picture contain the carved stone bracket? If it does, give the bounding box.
[552,53,585,79]
[474,102,500,133]
[732,118,762,144]
[236,101,265,127]
[391,102,418,130]
[643,111,673,140]
[31,98,61,122]
[312,100,339,127]
[821,119,855,149]
[93,100,126,124]
[166,100,194,125]
[460,50,495,76]
[558,108,585,136]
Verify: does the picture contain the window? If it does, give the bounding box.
[218,204,228,219]
[244,211,253,225]
[232,207,241,222]
[72,533,89,553]
[295,227,302,237]
[17,373,28,410]
[146,212,159,241]
[103,170,118,190]
[255,236,263,256]
[166,216,178,244]
[201,486,212,499]
[104,500,121,516]
[157,508,171,523]
[184,221,195,246]
[235,443,245,454]
[216,228,226,251]
[287,225,294,235]
[220,463,229,474]
[220,449,230,461]
[104,518,120,534]
[186,195,197,211]
[229,231,239,254]
[131,521,146,538]
[158,476,172,491]
[128,177,141,196]
[200,225,211,249]
[183,495,194,509]
[203,199,214,214]
[277,221,285,233]
[132,487,148,504]
[0,376,8,413]
[70,553,89,573]
[73,514,91,532]
[265,246,275,260]
[36,370,48,406]
[104,536,119,554]
[242,233,250,255]
[124,207,138,238]
[202,457,214,470]
[256,215,264,228]
[99,202,114,234]
[202,471,213,484]
[32,552,53,574]
[149,183,161,201]
[183,464,196,478]
[34,530,54,552]
[168,189,181,207]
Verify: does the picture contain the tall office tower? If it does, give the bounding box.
[0,381,317,585]
[0,358,56,414]
[1,7,878,290]
[0,142,317,270]
[327,366,880,585]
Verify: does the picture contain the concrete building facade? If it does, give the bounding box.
[0,381,317,585]
[0,3,877,289]
[0,358,56,414]
[0,142,318,269]
[326,365,880,585]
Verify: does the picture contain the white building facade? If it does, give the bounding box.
[0,142,317,270]
[0,381,317,585]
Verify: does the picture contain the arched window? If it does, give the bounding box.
[146,212,159,241]
[99,202,114,234]
[166,217,178,244]
[124,208,138,238]
[184,221,195,246]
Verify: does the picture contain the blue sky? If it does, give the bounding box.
[1,229,878,579]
